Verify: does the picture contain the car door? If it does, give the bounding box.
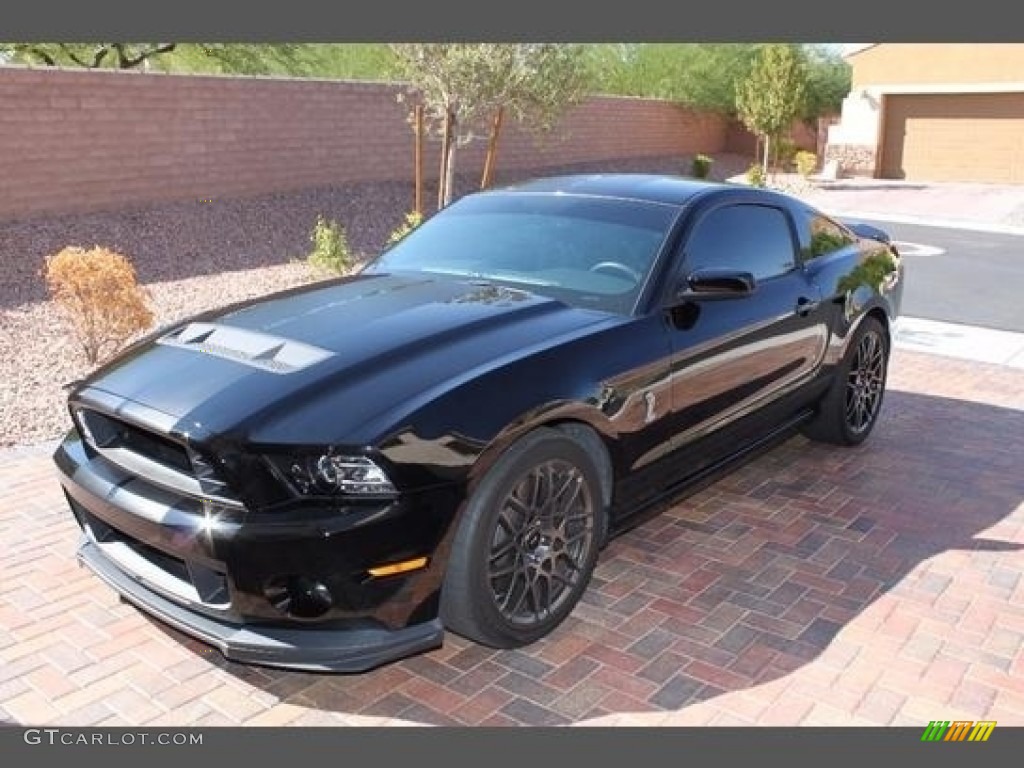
[660,198,831,475]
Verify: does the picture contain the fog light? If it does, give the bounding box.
[263,575,334,619]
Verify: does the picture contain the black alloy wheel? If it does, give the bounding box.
[440,428,605,648]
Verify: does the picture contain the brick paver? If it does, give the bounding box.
[1,348,1021,727]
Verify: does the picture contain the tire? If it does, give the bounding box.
[440,428,606,648]
[803,315,890,446]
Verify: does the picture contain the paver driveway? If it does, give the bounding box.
[1,348,1022,727]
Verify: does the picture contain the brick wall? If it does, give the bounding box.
[725,118,827,158]
[0,67,729,221]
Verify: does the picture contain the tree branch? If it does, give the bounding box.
[58,43,91,68]
[26,47,57,67]
[91,47,109,68]
[118,43,177,69]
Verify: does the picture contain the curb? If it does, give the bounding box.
[894,316,1024,369]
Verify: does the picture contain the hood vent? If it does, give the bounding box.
[157,322,334,374]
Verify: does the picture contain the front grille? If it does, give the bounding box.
[78,409,192,474]
[74,407,242,507]
[67,402,244,613]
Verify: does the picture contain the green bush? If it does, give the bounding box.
[690,153,713,179]
[386,211,424,247]
[746,163,766,188]
[795,151,818,178]
[307,215,351,274]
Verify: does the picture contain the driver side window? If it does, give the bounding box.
[684,203,797,281]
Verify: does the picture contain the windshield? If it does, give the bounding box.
[365,192,678,315]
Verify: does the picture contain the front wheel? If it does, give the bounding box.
[440,429,605,648]
[804,315,890,446]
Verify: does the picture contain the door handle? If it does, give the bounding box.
[795,296,820,316]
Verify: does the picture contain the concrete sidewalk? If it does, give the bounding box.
[895,318,1024,370]
[730,172,1024,234]
[802,179,1024,234]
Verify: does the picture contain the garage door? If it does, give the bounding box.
[880,93,1024,182]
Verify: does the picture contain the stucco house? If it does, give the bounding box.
[825,43,1024,182]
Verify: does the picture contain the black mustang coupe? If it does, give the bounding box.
[53,175,904,672]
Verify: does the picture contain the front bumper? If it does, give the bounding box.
[54,431,456,673]
[77,534,443,672]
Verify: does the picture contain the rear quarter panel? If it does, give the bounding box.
[803,235,904,367]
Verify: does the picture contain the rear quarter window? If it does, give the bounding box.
[800,209,859,260]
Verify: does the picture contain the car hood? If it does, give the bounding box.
[81,271,616,444]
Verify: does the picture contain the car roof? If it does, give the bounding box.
[486,173,736,207]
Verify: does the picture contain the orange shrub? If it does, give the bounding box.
[42,246,154,365]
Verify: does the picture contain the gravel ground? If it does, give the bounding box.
[1,153,751,448]
[723,170,817,195]
[0,262,319,447]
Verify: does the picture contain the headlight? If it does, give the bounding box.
[268,452,397,497]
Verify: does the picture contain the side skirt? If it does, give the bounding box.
[606,408,815,540]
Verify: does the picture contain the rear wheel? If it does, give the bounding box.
[804,315,889,446]
[440,429,605,648]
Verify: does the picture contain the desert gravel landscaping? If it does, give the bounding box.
[0,261,319,446]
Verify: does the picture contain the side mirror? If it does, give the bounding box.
[679,268,757,299]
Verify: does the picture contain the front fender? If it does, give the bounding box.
[374,316,672,494]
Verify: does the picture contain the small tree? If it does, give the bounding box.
[42,246,154,365]
[735,44,808,176]
[390,44,590,208]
